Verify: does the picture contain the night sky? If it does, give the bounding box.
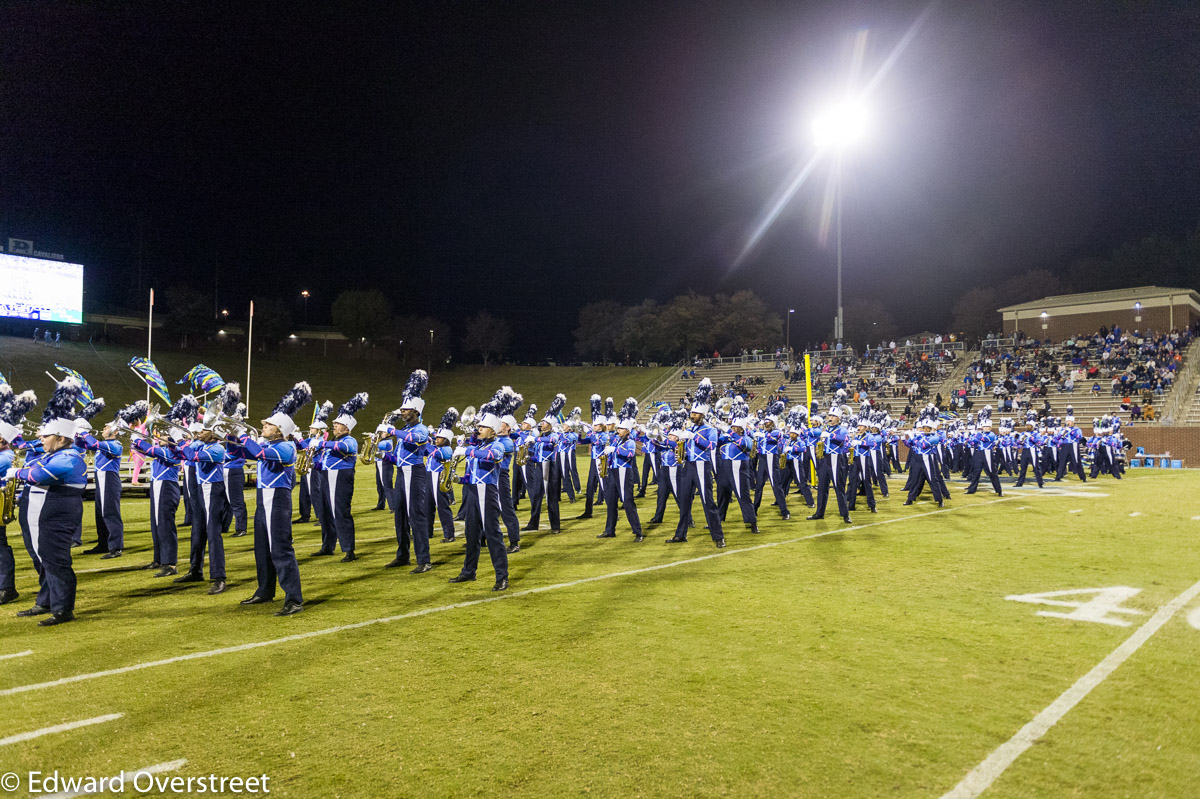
[3,1,1199,357]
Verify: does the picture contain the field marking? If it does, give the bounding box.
[0,713,123,747]
[42,759,188,799]
[941,577,1200,799]
[1192,516,1200,521]
[0,650,33,662]
[1068,509,1083,514]
[0,498,1012,698]
[1129,512,1142,517]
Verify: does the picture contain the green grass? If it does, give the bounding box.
[1,463,1198,797]
[0,335,669,424]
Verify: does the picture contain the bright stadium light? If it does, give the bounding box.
[812,99,868,149]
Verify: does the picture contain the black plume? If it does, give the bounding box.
[220,382,242,416]
[620,397,638,422]
[439,407,459,430]
[313,400,333,424]
[79,397,106,421]
[523,403,537,421]
[337,392,369,417]
[590,393,603,420]
[500,386,523,418]
[693,378,713,407]
[42,378,81,423]
[604,396,614,417]
[403,370,428,402]
[546,393,566,419]
[117,400,149,425]
[273,381,313,417]
[167,394,199,423]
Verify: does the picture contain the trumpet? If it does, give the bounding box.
[438,454,463,492]
[209,411,260,440]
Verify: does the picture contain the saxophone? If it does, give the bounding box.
[514,441,530,467]
[597,449,609,478]
[1,451,26,525]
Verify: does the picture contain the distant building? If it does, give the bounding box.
[998,285,1200,340]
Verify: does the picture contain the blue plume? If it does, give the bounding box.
[273,381,313,417]
[402,370,428,402]
[42,378,81,423]
[338,391,369,418]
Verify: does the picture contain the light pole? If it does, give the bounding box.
[428,329,434,375]
[1040,311,1049,339]
[814,99,867,345]
[1134,302,1142,327]
[787,308,795,354]
[301,290,310,325]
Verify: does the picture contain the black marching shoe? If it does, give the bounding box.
[101,550,122,560]
[0,588,19,605]
[749,526,761,534]
[493,578,509,592]
[240,594,271,605]
[596,532,616,538]
[340,552,357,563]
[902,500,913,506]
[384,558,410,569]
[410,563,433,574]
[312,548,334,557]
[648,517,663,525]
[140,561,161,570]
[715,538,727,548]
[937,500,945,508]
[575,513,593,520]
[82,545,107,555]
[634,534,645,542]
[154,566,178,578]
[231,531,247,538]
[549,529,562,535]
[781,512,791,521]
[842,516,852,524]
[16,604,50,617]
[506,543,521,554]
[208,581,227,595]
[448,573,476,584]
[521,524,538,532]
[39,611,75,627]
[275,601,304,616]
[806,514,824,520]
[665,536,687,544]
[869,506,877,513]
[442,536,457,543]
[173,571,204,583]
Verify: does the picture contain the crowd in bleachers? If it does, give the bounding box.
[951,325,1194,421]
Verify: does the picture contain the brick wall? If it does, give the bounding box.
[1008,304,1200,341]
[1122,426,1200,466]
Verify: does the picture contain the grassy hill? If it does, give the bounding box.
[0,335,669,423]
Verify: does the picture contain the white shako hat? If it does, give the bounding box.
[264,382,313,439]
[333,392,369,432]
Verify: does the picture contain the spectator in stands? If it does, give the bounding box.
[1145,405,1156,421]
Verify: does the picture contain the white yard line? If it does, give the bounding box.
[1129,512,1142,517]
[1069,509,1083,514]
[42,759,188,799]
[941,578,1200,799]
[0,650,33,662]
[0,497,1012,698]
[0,713,123,747]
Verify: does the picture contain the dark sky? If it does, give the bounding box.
[3,1,1199,356]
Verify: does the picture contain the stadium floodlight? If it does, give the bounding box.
[1134,302,1142,324]
[812,99,868,150]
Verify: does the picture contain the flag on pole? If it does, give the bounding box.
[53,364,95,406]
[938,410,959,421]
[177,364,225,395]
[128,357,172,404]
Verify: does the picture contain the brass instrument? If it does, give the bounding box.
[1,451,27,525]
[597,450,609,478]
[145,405,196,440]
[296,446,313,477]
[457,406,478,434]
[438,454,463,492]
[514,441,530,467]
[208,411,260,440]
[674,438,686,462]
[359,432,379,465]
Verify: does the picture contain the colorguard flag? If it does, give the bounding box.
[177,364,225,395]
[53,364,95,406]
[128,357,172,404]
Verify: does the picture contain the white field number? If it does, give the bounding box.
[1005,587,1146,627]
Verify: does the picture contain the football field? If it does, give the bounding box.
[1,467,1198,798]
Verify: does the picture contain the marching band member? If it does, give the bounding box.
[720,411,760,534]
[176,406,230,593]
[644,404,675,525]
[229,382,311,616]
[964,407,1003,496]
[79,400,145,559]
[373,415,396,512]
[598,399,644,541]
[753,400,790,521]
[511,404,536,512]
[425,408,459,543]
[219,387,249,538]
[0,385,37,605]
[320,392,367,562]
[557,406,579,503]
[69,398,105,547]
[668,378,725,547]
[1055,410,1088,483]
[14,378,87,626]
[493,387,524,553]
[577,395,607,520]
[869,413,890,499]
[449,410,510,591]
[784,407,815,509]
[845,412,877,514]
[385,370,431,573]
[808,402,852,524]
[299,400,331,526]
[902,408,944,507]
[525,394,565,534]
[1013,410,1044,488]
[133,395,198,577]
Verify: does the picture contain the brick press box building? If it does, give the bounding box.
[998,286,1200,341]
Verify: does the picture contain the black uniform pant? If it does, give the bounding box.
[754,455,789,517]
[310,470,328,528]
[723,459,756,526]
[814,454,850,519]
[584,459,602,516]
[790,453,815,507]
[253,486,303,604]
[323,468,356,553]
[297,470,313,521]
[1015,449,1043,487]
[459,483,509,581]
[189,480,228,579]
[870,451,889,497]
[149,479,180,566]
[394,462,430,566]
[603,464,643,536]
[1056,444,1087,481]
[426,470,457,541]
[966,449,1003,495]
[222,467,248,534]
[182,466,196,528]
[558,452,576,502]
[653,462,676,522]
[675,460,722,542]
[499,467,520,546]
[21,485,82,616]
[847,454,876,511]
[93,468,124,551]
[906,453,944,503]
[376,459,395,511]
[639,451,655,496]
[525,459,560,530]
